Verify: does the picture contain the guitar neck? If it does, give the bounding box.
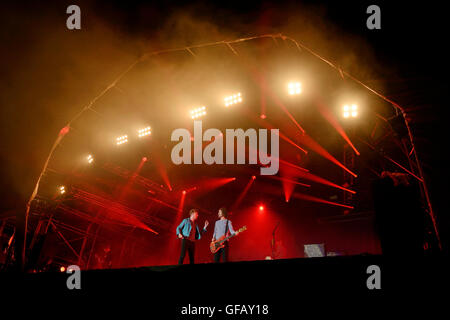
[217,234,235,244]
[215,226,246,246]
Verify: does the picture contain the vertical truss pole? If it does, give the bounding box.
[86,224,101,269]
[343,143,356,210]
[402,112,442,250]
[77,223,93,268]
[0,220,5,238]
[286,34,441,250]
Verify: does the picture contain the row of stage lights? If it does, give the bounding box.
[116,126,152,145]
[113,83,357,145]
[190,92,243,120]
[190,106,207,119]
[55,85,357,208]
[224,92,242,107]
[57,181,267,214]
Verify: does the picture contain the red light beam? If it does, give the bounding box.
[279,162,356,194]
[177,190,186,218]
[297,133,357,178]
[316,99,360,156]
[153,151,173,191]
[266,175,311,188]
[243,109,308,154]
[194,177,236,195]
[291,192,354,209]
[231,176,256,211]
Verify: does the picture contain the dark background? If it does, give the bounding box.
[0,0,449,261]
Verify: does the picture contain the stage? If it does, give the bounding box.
[4,255,447,299]
[1,2,449,315]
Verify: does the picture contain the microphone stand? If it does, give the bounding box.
[271,222,279,259]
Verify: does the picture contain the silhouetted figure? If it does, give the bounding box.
[372,172,424,256]
[95,244,113,269]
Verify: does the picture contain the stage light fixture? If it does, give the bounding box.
[58,186,66,194]
[190,106,207,119]
[224,93,242,107]
[288,82,302,95]
[87,154,94,164]
[138,126,152,137]
[116,135,128,145]
[60,266,66,272]
[259,205,264,211]
[343,104,358,118]
[304,244,325,257]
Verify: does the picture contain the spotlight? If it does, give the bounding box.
[138,126,152,137]
[190,106,207,119]
[260,114,266,119]
[343,104,358,118]
[87,154,94,164]
[116,135,128,145]
[259,205,264,211]
[288,82,302,95]
[252,175,256,180]
[142,157,148,162]
[224,93,242,107]
[58,185,66,195]
[182,190,186,195]
[60,266,66,272]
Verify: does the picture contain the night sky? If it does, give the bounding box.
[1,0,449,253]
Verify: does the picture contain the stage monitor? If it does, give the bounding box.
[304,244,325,257]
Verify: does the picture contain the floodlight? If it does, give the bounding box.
[138,126,152,137]
[116,135,128,145]
[288,82,302,95]
[190,106,207,119]
[224,93,242,107]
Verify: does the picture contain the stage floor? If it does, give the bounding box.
[3,255,447,292]
[1,254,448,316]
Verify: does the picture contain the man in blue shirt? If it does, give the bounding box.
[176,208,209,264]
[212,207,239,263]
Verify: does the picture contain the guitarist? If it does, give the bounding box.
[211,207,239,263]
[176,209,209,265]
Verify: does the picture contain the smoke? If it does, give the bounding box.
[0,1,382,201]
[0,1,391,267]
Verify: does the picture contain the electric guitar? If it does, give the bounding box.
[210,226,247,253]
